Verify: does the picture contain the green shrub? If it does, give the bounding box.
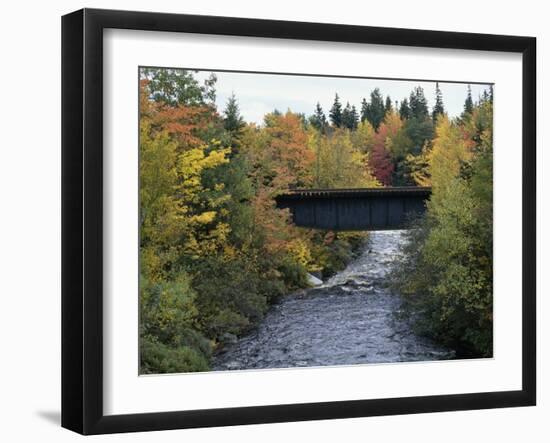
[140,336,209,374]
[140,273,202,347]
[191,256,269,338]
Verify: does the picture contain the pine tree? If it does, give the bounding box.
[364,88,385,131]
[385,96,393,115]
[223,93,245,133]
[342,102,352,129]
[481,89,489,103]
[309,102,328,132]
[463,84,474,116]
[329,93,343,128]
[432,82,445,122]
[360,98,369,122]
[350,105,359,130]
[399,98,411,120]
[341,102,358,130]
[409,86,429,120]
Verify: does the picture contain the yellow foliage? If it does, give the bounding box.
[287,238,313,268]
[190,211,217,225]
[140,114,233,275]
[426,116,472,200]
[310,128,379,188]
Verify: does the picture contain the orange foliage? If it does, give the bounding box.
[264,112,315,191]
[140,79,218,151]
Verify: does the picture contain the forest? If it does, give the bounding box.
[139,68,493,373]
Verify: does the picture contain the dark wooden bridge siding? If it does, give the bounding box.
[275,187,431,231]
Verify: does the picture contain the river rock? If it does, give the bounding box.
[307,273,323,286]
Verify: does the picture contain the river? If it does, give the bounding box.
[213,230,454,371]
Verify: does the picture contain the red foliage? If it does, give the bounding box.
[368,117,400,186]
[369,143,394,186]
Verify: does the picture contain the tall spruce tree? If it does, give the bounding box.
[432,82,445,122]
[350,105,359,130]
[223,93,245,154]
[463,84,474,116]
[342,102,352,129]
[409,86,429,120]
[406,87,433,155]
[360,98,369,122]
[309,102,328,132]
[342,102,358,130]
[329,93,343,128]
[364,88,386,131]
[223,93,245,133]
[399,98,411,120]
[385,96,393,115]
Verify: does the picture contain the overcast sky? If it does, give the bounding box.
[195,70,491,125]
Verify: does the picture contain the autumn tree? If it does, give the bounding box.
[369,142,394,186]
[392,100,493,357]
[310,128,377,188]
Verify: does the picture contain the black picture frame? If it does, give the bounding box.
[61,8,536,435]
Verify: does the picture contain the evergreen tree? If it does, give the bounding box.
[360,98,369,122]
[350,105,359,130]
[481,89,489,103]
[223,93,245,133]
[463,84,474,116]
[364,88,385,131]
[489,85,494,104]
[342,102,352,129]
[385,96,393,115]
[329,93,343,128]
[409,86,429,120]
[399,98,411,120]
[432,82,445,122]
[309,102,328,132]
[342,102,359,130]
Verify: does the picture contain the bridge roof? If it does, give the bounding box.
[277,186,432,200]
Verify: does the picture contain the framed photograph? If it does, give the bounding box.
[61,8,536,435]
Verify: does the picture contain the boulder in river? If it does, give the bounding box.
[307,273,323,287]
